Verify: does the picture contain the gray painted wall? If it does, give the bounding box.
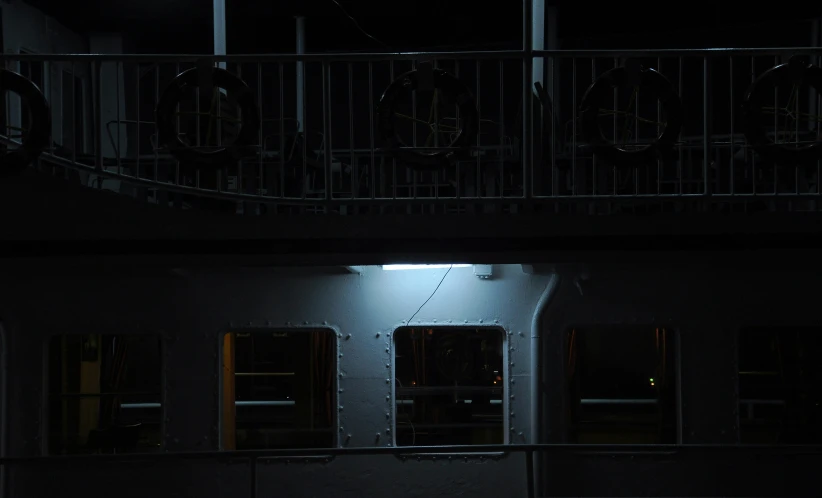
[1,264,548,497]
[0,262,819,497]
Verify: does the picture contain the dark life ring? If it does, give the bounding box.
[0,69,51,177]
[155,67,260,168]
[743,56,822,166]
[376,68,478,171]
[579,64,683,168]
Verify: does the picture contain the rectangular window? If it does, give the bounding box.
[738,327,822,444]
[566,327,677,444]
[46,334,163,455]
[222,329,337,450]
[393,326,505,447]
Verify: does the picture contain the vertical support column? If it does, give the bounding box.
[213,0,227,70]
[522,0,534,200]
[545,7,558,120]
[296,16,306,133]
[702,57,712,196]
[809,20,819,132]
[531,0,545,93]
[530,273,561,498]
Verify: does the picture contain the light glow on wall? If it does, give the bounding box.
[382,264,471,271]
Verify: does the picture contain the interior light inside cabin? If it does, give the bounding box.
[382,264,471,270]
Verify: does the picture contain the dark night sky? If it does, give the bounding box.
[22,0,822,54]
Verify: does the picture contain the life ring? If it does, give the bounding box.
[579,63,683,168]
[376,68,478,170]
[155,67,260,167]
[0,69,51,176]
[743,56,822,165]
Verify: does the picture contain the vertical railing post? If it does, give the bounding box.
[296,17,306,134]
[810,20,819,133]
[522,0,534,200]
[213,0,227,70]
[322,62,332,202]
[526,448,535,498]
[702,56,712,197]
[93,60,104,177]
[249,456,257,498]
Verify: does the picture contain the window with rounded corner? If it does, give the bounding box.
[738,327,822,444]
[566,327,677,444]
[46,334,163,455]
[393,326,505,447]
[221,329,337,450]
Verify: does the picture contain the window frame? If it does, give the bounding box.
[562,324,681,446]
[391,324,509,451]
[218,326,340,452]
[41,331,166,456]
[736,325,822,445]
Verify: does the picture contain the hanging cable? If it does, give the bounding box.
[406,265,453,324]
[329,0,392,49]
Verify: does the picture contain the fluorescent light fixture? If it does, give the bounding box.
[382,264,471,271]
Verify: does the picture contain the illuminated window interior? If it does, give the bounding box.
[47,334,162,455]
[221,329,336,450]
[566,327,677,444]
[738,327,822,444]
[393,327,505,446]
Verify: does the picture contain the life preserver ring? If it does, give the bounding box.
[376,68,478,170]
[579,63,683,168]
[155,67,260,167]
[743,56,822,165]
[0,69,51,176]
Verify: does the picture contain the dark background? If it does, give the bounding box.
[22,0,822,53]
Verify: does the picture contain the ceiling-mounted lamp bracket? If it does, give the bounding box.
[473,264,493,279]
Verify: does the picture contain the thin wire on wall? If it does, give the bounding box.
[329,0,392,49]
[406,265,453,324]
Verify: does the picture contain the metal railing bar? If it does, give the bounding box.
[19,150,822,205]
[2,443,821,465]
[4,47,822,64]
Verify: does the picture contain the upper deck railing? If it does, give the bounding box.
[2,47,822,216]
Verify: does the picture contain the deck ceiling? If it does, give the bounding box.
[18,2,822,54]
[23,1,821,35]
